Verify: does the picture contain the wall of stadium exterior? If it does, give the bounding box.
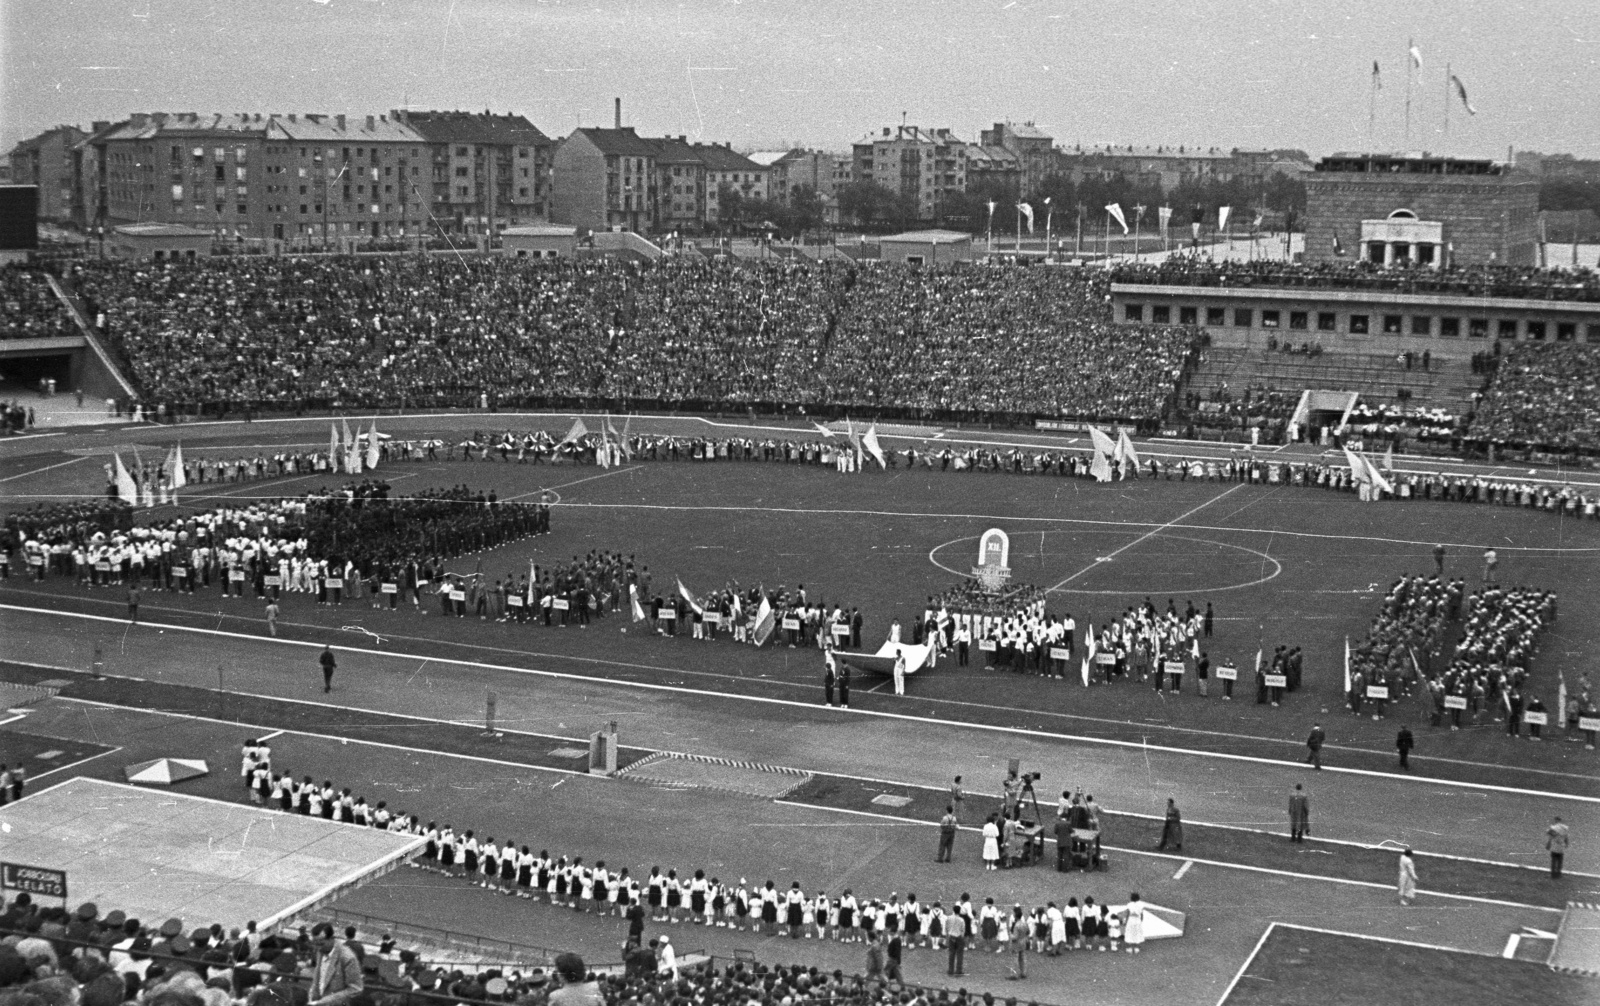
[1304,170,1540,266]
[1110,282,1600,358]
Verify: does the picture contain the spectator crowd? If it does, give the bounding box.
[57,258,1199,426]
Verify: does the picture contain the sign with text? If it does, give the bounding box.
[264,575,281,587]
[1,863,66,899]
[1365,685,1390,700]
[703,612,721,625]
[782,618,801,631]
[1264,674,1287,689]
[381,583,398,594]
[1579,716,1600,733]
[1521,711,1548,726]
[1163,660,1186,675]
[978,639,997,652]
[1098,653,1117,666]
[1049,647,1071,661]
[1215,666,1238,681]
[551,597,569,610]
[1443,695,1467,710]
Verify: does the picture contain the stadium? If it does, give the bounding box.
[4,242,1599,1006]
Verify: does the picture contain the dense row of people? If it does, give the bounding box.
[2,487,548,593]
[1428,585,1560,734]
[0,266,74,339]
[1347,576,1463,714]
[1111,259,1600,302]
[232,741,1153,972]
[62,257,1200,423]
[1469,342,1600,449]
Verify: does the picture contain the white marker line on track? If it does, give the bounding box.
[257,729,286,741]
[0,455,91,483]
[60,696,592,779]
[1214,923,1278,1006]
[27,745,125,783]
[1272,921,1510,957]
[770,800,1563,913]
[503,465,643,501]
[1051,484,1245,590]
[1502,933,1521,958]
[1172,859,1193,880]
[5,604,1597,804]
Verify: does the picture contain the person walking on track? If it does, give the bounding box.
[319,645,337,693]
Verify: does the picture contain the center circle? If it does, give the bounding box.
[928,529,1283,595]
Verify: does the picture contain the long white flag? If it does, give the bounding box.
[1105,203,1129,235]
[113,452,138,505]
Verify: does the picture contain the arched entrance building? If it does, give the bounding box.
[1360,208,1445,268]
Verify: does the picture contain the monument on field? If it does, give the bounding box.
[972,528,1012,591]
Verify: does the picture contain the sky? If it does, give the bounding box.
[3,0,1597,160]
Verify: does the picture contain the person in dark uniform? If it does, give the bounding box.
[1396,724,1415,770]
[319,646,337,693]
[1203,602,1214,638]
[838,664,851,708]
[1433,543,1446,577]
[823,652,836,707]
[851,608,863,649]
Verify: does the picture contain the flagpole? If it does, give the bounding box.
[1443,61,1450,142]
[1369,67,1377,148]
[1015,204,1021,253]
[1404,38,1413,149]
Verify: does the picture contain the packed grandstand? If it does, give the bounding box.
[5,257,1600,453]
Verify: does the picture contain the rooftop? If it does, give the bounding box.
[393,109,550,147]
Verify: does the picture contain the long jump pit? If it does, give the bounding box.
[0,778,423,931]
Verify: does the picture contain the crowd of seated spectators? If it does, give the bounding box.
[60,258,1199,424]
[1468,342,1600,449]
[0,267,75,340]
[1111,259,1600,302]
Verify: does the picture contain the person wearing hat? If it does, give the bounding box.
[247,951,308,1006]
[309,923,363,1006]
[68,902,100,944]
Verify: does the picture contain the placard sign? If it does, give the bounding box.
[1049,647,1071,661]
[1580,716,1600,733]
[703,612,721,626]
[1443,696,1468,710]
[506,593,523,606]
[1098,653,1117,665]
[1521,711,1548,726]
[450,589,467,602]
[658,607,675,620]
[833,624,851,638]
[551,598,569,610]
[1163,661,1185,675]
[1366,685,1390,700]
[264,575,281,587]
[381,583,398,594]
[171,566,187,577]
[1215,666,1238,681]
[1264,674,1287,689]
[230,570,247,582]
[782,618,801,631]
[1,863,66,899]
[978,639,997,652]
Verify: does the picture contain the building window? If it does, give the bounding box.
[1526,321,1547,341]
[1587,324,1600,343]
[1234,308,1252,328]
[1261,310,1281,328]
[1411,316,1432,336]
[1179,306,1198,326]
[1469,318,1488,338]
[1557,322,1576,342]
[1349,314,1369,334]
[1497,319,1518,339]
[1152,304,1171,324]
[1205,306,1226,327]
[1317,312,1337,331]
[1383,314,1403,334]
[1439,317,1460,337]
[1124,304,1144,322]
[1289,311,1308,331]
[237,203,247,215]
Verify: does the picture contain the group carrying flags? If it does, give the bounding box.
[113,452,138,505]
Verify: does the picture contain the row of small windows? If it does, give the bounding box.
[1123,303,1600,342]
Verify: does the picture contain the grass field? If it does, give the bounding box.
[6,413,1598,783]
[1221,923,1595,1005]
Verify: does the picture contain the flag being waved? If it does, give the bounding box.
[366,422,381,470]
[1018,202,1035,233]
[676,578,703,615]
[171,443,187,489]
[753,595,776,647]
[862,424,887,469]
[1372,60,1382,90]
[1117,430,1141,473]
[1409,42,1423,70]
[1089,426,1119,457]
[1450,74,1477,115]
[113,452,138,505]
[1105,203,1129,235]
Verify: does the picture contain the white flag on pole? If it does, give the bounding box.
[1105,203,1129,234]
